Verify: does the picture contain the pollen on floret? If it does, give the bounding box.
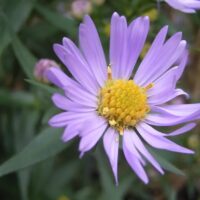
[98,79,151,135]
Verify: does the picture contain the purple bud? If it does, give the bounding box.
[34,59,59,83]
[71,0,92,19]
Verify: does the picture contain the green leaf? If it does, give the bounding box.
[0,127,66,177]
[45,161,80,199]
[35,4,77,37]
[149,148,185,176]
[0,89,35,107]
[95,148,117,198]
[2,0,35,32]
[12,36,37,79]
[0,12,12,55]
[13,110,40,200]
[0,0,35,55]
[26,79,59,94]
[31,158,55,198]
[17,170,31,200]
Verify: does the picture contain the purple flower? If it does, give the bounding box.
[46,12,200,184]
[164,0,200,13]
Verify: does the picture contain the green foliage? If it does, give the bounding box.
[12,37,36,79]
[0,128,65,177]
[35,4,77,37]
[0,0,200,199]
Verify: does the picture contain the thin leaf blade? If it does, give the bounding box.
[0,128,66,177]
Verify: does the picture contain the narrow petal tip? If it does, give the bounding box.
[176,32,183,38]
[159,168,165,175]
[185,149,195,154]
[62,37,70,45]
[143,16,150,21]
[115,179,119,186]
[113,11,119,17]
[83,14,91,22]
[79,151,84,159]
[53,43,60,53]
[164,25,169,30]
[48,117,55,127]
[143,177,149,184]
[189,123,197,130]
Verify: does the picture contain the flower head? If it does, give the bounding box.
[46,12,200,184]
[164,0,200,13]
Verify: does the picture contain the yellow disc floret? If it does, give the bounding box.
[98,79,150,135]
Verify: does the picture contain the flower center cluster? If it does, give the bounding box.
[98,79,150,135]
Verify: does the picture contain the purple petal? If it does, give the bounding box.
[109,14,149,80]
[49,111,97,127]
[80,116,107,137]
[124,16,149,79]
[62,37,99,94]
[135,32,184,86]
[52,93,69,110]
[45,67,76,89]
[109,12,128,79]
[62,37,91,74]
[53,44,99,94]
[147,67,178,98]
[134,26,168,85]
[62,124,80,142]
[136,124,194,154]
[148,88,189,106]
[146,40,187,85]
[124,130,164,174]
[145,113,178,126]
[165,0,200,13]
[151,103,200,117]
[103,128,119,185]
[123,138,149,184]
[79,15,107,87]
[48,112,69,127]
[146,40,187,84]
[123,130,145,165]
[175,49,188,81]
[52,93,96,112]
[138,121,196,137]
[146,102,200,126]
[64,84,98,108]
[79,120,107,154]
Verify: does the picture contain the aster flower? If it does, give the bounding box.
[164,0,200,13]
[46,12,200,184]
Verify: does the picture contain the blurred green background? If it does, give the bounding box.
[0,0,200,199]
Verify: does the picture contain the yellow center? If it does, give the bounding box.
[98,77,151,135]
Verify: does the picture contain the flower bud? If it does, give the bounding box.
[71,0,92,19]
[34,59,59,83]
